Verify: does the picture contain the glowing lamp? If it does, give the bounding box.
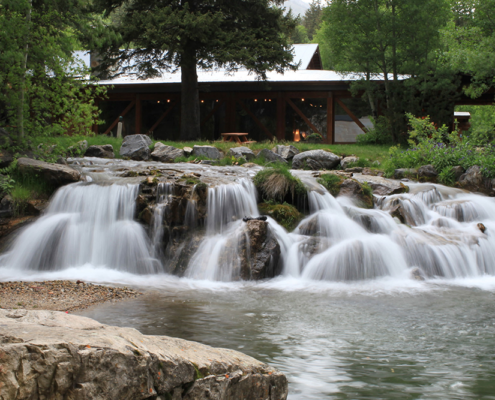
[293,129,301,142]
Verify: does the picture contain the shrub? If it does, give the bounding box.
[357,116,394,145]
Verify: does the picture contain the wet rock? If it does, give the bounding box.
[183,146,193,157]
[298,215,318,236]
[151,143,184,162]
[25,200,49,216]
[418,164,438,179]
[242,162,257,168]
[228,146,255,161]
[56,156,68,165]
[139,207,153,225]
[458,165,484,192]
[292,150,340,170]
[256,148,287,164]
[0,194,13,218]
[353,174,409,196]
[389,204,407,224]
[345,167,363,173]
[362,168,384,177]
[193,145,222,160]
[272,145,299,161]
[451,166,465,180]
[17,157,81,187]
[340,156,358,169]
[339,179,373,209]
[85,145,114,159]
[239,220,281,280]
[411,267,425,281]
[120,134,152,161]
[394,168,417,179]
[478,223,486,233]
[200,160,215,165]
[0,309,288,400]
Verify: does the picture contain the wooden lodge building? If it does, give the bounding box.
[78,44,380,144]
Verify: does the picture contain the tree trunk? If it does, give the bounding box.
[179,47,200,141]
[17,0,32,140]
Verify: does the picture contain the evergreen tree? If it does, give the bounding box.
[93,0,298,141]
[302,0,322,41]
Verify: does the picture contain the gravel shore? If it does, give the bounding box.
[0,280,142,312]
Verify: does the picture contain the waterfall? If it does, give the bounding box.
[185,179,261,281]
[0,183,161,274]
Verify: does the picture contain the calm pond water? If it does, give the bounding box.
[77,276,495,400]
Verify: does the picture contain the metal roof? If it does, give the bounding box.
[293,43,319,70]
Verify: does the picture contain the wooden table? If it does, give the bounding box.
[221,132,256,144]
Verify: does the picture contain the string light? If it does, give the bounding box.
[157,101,160,104]
[301,98,305,101]
[167,99,170,103]
[254,99,258,102]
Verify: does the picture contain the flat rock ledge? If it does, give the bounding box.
[0,310,288,400]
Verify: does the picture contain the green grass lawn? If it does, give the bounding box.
[42,135,391,164]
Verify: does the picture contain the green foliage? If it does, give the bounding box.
[0,0,107,139]
[317,173,343,197]
[455,105,495,146]
[438,167,456,186]
[290,25,310,44]
[384,114,495,182]
[356,117,394,145]
[361,182,373,199]
[302,0,323,41]
[258,201,303,231]
[345,158,372,168]
[253,163,306,203]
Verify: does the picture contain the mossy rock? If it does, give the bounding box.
[258,202,303,232]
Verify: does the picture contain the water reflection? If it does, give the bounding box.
[78,282,495,399]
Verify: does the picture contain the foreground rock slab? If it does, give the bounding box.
[17,157,81,187]
[353,173,409,196]
[0,310,288,400]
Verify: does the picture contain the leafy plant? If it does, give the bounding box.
[258,202,303,232]
[357,116,394,145]
[317,173,343,197]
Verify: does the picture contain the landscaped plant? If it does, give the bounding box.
[384,113,495,184]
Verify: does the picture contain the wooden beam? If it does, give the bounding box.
[336,98,367,133]
[327,93,334,144]
[135,94,142,135]
[103,100,136,136]
[286,98,321,135]
[237,99,274,140]
[200,99,224,128]
[146,101,177,135]
[276,93,286,140]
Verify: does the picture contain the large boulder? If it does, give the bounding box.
[120,134,152,161]
[418,164,438,179]
[17,157,81,187]
[256,148,287,164]
[84,145,114,159]
[353,173,409,196]
[0,309,288,400]
[151,142,184,162]
[339,179,373,208]
[292,150,340,170]
[228,146,255,161]
[457,165,484,192]
[272,145,299,161]
[193,145,222,160]
[239,220,281,280]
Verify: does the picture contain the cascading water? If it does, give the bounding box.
[0,183,161,274]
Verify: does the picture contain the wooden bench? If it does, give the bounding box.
[221,132,256,145]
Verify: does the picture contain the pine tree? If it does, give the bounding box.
[93,0,298,140]
[302,0,322,41]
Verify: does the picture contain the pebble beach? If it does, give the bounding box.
[0,280,142,312]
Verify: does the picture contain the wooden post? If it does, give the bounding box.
[336,98,367,133]
[327,93,334,144]
[276,92,286,140]
[135,94,142,135]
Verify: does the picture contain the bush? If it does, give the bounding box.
[384,113,495,181]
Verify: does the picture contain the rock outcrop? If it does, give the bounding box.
[239,220,281,280]
[151,143,184,162]
[292,150,340,170]
[340,156,358,169]
[193,145,222,160]
[228,147,255,161]
[457,165,484,192]
[0,309,288,400]
[17,157,81,187]
[85,145,115,159]
[418,164,438,180]
[120,134,152,161]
